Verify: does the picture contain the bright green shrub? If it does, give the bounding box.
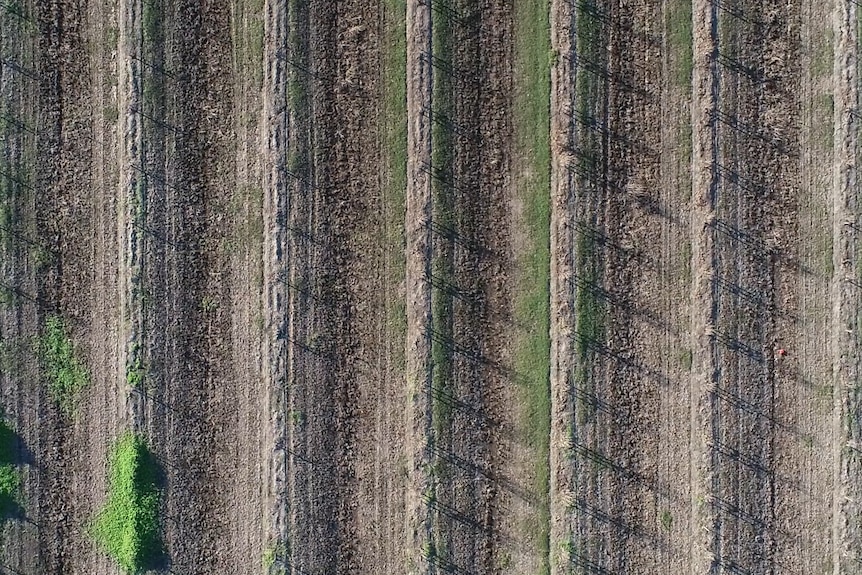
[92,433,162,573]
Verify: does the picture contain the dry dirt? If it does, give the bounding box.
[0,0,859,573]
[549,0,861,574]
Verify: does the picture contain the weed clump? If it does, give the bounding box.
[263,541,287,574]
[39,315,89,413]
[125,344,146,388]
[92,433,162,573]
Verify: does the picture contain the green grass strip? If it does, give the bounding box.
[382,0,407,366]
[427,2,456,565]
[430,0,455,444]
[40,315,89,414]
[668,0,693,87]
[513,0,552,572]
[92,433,162,574]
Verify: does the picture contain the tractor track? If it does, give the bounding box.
[833,1,862,572]
[280,0,410,572]
[597,2,666,570]
[705,2,806,573]
[0,0,41,570]
[33,0,98,572]
[424,0,521,572]
[133,0,242,571]
[554,0,682,571]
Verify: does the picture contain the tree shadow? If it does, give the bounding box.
[0,423,28,522]
[424,0,480,34]
[135,444,169,572]
[570,550,616,575]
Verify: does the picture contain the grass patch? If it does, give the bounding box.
[0,285,14,309]
[679,237,692,282]
[513,0,552,571]
[285,0,308,130]
[677,120,693,193]
[660,510,673,530]
[382,0,408,370]
[233,0,265,90]
[39,315,89,413]
[811,20,834,79]
[574,230,604,426]
[822,223,835,278]
[0,115,35,249]
[679,348,693,371]
[286,0,310,185]
[199,295,218,313]
[430,0,455,443]
[263,541,286,574]
[427,2,457,567]
[288,409,305,427]
[576,1,604,108]
[141,0,165,106]
[142,0,160,44]
[574,233,603,361]
[126,344,146,388]
[817,94,834,151]
[104,106,119,123]
[1,1,30,21]
[667,0,693,87]
[0,339,20,374]
[105,25,119,55]
[569,0,612,441]
[0,465,19,515]
[92,433,163,574]
[815,383,833,402]
[132,174,146,227]
[572,0,606,373]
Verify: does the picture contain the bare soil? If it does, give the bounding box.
[549,0,858,573]
[0,0,857,573]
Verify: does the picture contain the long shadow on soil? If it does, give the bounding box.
[0,425,27,522]
[139,447,170,573]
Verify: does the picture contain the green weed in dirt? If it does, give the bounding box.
[92,433,163,574]
[126,344,147,389]
[660,509,673,530]
[263,541,287,574]
[39,315,89,413]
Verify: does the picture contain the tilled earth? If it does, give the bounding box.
[0,0,859,574]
